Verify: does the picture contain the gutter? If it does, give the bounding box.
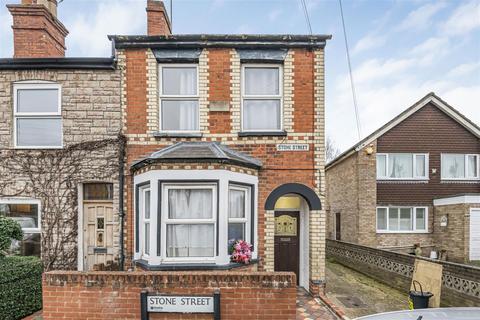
[118,135,126,271]
[0,57,116,70]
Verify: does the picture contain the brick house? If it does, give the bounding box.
[326,93,480,263]
[0,0,123,270]
[114,0,330,294]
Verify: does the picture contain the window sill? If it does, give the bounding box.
[377,179,429,184]
[153,132,203,138]
[134,259,258,271]
[238,131,287,137]
[376,231,429,234]
[441,179,480,183]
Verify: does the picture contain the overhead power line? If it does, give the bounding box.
[300,0,313,35]
[338,0,362,140]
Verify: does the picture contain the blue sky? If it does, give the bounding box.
[1,0,479,151]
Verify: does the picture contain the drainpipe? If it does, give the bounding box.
[118,134,126,271]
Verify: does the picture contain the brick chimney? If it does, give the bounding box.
[146,0,171,36]
[7,0,69,58]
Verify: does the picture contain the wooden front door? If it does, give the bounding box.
[83,201,114,270]
[274,211,300,284]
[335,212,341,241]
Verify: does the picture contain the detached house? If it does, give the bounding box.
[326,93,480,263]
[114,0,330,294]
[0,0,122,270]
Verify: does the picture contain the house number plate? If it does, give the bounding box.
[147,296,214,313]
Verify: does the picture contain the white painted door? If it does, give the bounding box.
[470,209,480,261]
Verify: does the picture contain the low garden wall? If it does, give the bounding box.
[42,271,297,319]
[327,239,480,307]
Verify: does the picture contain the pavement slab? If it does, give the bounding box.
[297,287,339,320]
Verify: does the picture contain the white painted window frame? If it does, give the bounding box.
[13,82,63,149]
[376,153,429,180]
[376,206,428,233]
[227,184,251,251]
[141,187,151,259]
[0,198,41,234]
[441,153,480,181]
[161,183,217,263]
[158,64,200,133]
[240,64,284,132]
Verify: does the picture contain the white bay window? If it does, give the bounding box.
[377,207,427,233]
[441,154,479,180]
[228,185,251,250]
[376,153,428,180]
[159,65,199,132]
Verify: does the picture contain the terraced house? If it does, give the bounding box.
[116,0,331,295]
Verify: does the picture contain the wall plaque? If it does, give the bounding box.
[276,144,309,151]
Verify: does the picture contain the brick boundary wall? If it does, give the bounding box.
[326,239,480,307]
[42,271,297,319]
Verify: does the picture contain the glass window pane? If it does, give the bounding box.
[228,223,245,252]
[11,233,41,257]
[0,203,39,229]
[161,100,198,131]
[376,208,387,230]
[17,118,62,147]
[17,89,58,113]
[467,155,478,178]
[442,154,465,179]
[415,155,426,177]
[83,183,113,200]
[144,190,150,219]
[229,189,245,218]
[243,99,280,130]
[416,208,426,230]
[399,208,412,231]
[376,155,387,177]
[167,224,214,257]
[244,67,279,95]
[388,154,413,178]
[168,189,213,219]
[162,67,197,95]
[388,208,399,231]
[144,223,150,255]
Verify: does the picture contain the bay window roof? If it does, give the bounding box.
[131,142,262,170]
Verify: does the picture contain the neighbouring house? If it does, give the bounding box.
[0,0,123,271]
[113,0,330,294]
[326,93,480,263]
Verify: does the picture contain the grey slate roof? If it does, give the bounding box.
[131,142,262,170]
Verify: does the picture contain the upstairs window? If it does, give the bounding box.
[159,65,199,132]
[14,83,62,148]
[376,153,428,180]
[441,154,479,180]
[242,65,282,131]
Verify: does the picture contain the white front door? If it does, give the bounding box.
[470,209,480,261]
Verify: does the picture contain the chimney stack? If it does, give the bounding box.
[146,0,171,36]
[7,0,69,58]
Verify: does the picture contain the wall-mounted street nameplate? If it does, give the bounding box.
[276,144,309,151]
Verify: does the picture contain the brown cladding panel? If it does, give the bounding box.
[377,103,480,205]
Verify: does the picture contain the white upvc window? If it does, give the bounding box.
[441,154,480,180]
[0,198,41,256]
[13,83,62,148]
[376,153,429,180]
[158,64,199,132]
[241,64,283,131]
[140,187,151,258]
[228,184,251,251]
[162,183,216,261]
[376,206,428,233]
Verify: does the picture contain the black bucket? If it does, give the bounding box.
[409,280,433,309]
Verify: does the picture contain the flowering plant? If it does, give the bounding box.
[229,240,253,264]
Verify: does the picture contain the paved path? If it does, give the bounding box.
[325,260,409,319]
[297,287,339,320]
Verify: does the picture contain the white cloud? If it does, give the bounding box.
[446,62,480,78]
[442,0,480,35]
[65,1,145,57]
[268,8,282,22]
[396,2,446,31]
[0,11,13,57]
[351,33,387,55]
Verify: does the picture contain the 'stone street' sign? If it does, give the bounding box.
[147,295,214,313]
[276,143,310,151]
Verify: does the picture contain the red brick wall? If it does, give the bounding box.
[146,0,171,36]
[125,49,148,134]
[208,49,232,134]
[42,271,296,320]
[293,49,314,133]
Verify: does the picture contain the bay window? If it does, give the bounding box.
[228,185,251,251]
[0,199,41,256]
[377,207,427,233]
[441,154,479,180]
[14,83,62,148]
[159,65,199,132]
[242,65,282,131]
[376,153,428,180]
